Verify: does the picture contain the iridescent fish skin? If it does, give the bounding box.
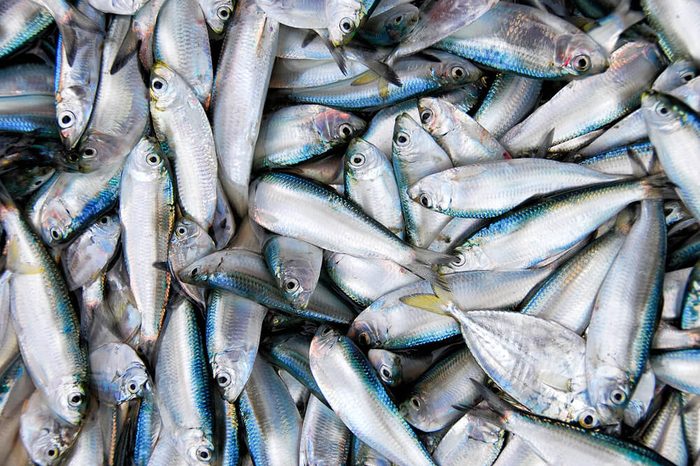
[0,0,53,60]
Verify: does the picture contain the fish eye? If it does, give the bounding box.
[151,77,167,92]
[176,225,187,236]
[216,370,232,387]
[100,216,110,225]
[358,332,370,346]
[82,147,97,159]
[410,396,421,410]
[127,381,139,394]
[190,267,199,277]
[285,278,300,291]
[610,389,627,405]
[380,367,392,379]
[338,123,354,139]
[420,109,433,124]
[419,194,432,208]
[67,392,84,408]
[58,110,76,129]
[450,65,466,80]
[395,131,410,146]
[217,6,231,19]
[350,153,365,167]
[47,448,58,458]
[50,228,61,240]
[573,54,591,72]
[578,411,598,428]
[681,71,695,82]
[451,253,466,267]
[146,153,161,165]
[339,17,355,34]
[655,103,671,117]
[196,446,212,462]
[394,15,403,23]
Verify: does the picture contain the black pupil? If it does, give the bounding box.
[178,227,186,234]
[381,368,390,377]
[84,148,95,156]
[218,376,227,384]
[395,15,402,23]
[420,111,431,123]
[454,68,463,77]
[398,135,407,144]
[578,58,587,68]
[61,115,72,124]
[130,383,137,391]
[71,395,81,404]
[412,398,419,408]
[149,155,158,163]
[153,80,163,90]
[421,196,429,206]
[48,449,56,457]
[191,268,199,276]
[199,451,209,459]
[584,415,593,425]
[286,281,296,290]
[660,107,669,115]
[51,230,60,239]
[613,393,622,401]
[101,217,109,224]
[219,8,228,17]
[353,156,362,164]
[342,21,351,31]
[341,126,351,137]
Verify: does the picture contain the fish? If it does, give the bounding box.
[262,235,323,309]
[168,218,216,308]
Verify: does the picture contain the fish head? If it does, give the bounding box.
[212,350,249,402]
[326,0,374,46]
[432,53,482,87]
[118,362,150,403]
[399,391,431,429]
[347,318,385,348]
[49,379,88,426]
[311,325,343,358]
[438,241,490,273]
[383,4,419,42]
[170,219,215,272]
[641,91,688,134]
[652,60,697,92]
[174,427,215,464]
[417,97,453,140]
[407,176,453,214]
[587,365,630,425]
[368,349,401,386]
[277,259,317,309]
[315,107,367,146]
[125,137,169,182]
[56,85,92,149]
[40,199,72,245]
[20,391,81,465]
[201,0,234,34]
[76,130,128,172]
[344,138,388,182]
[392,112,432,164]
[150,62,181,110]
[557,34,608,77]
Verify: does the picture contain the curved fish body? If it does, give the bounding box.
[643,91,700,222]
[168,218,215,308]
[61,213,120,291]
[520,228,626,334]
[153,0,213,107]
[63,406,104,466]
[0,63,54,97]
[206,290,267,403]
[182,249,355,324]
[239,356,302,466]
[443,180,664,273]
[270,58,368,89]
[300,395,352,465]
[435,2,607,79]
[2,192,88,426]
[586,201,666,425]
[642,0,700,64]
[577,141,659,176]
[255,0,326,29]
[76,16,149,172]
[652,349,700,395]
[38,162,122,246]
[55,1,105,149]
[150,62,217,231]
[501,42,663,155]
[263,235,323,309]
[255,104,365,169]
[120,137,174,358]
[392,113,453,248]
[249,172,450,278]
[280,51,481,110]
[474,73,543,139]
[400,347,485,432]
[640,391,688,466]
[0,94,57,136]
[310,327,436,466]
[326,253,419,307]
[345,137,404,239]
[212,0,279,218]
[155,299,214,464]
[409,159,623,219]
[0,0,52,60]
[349,267,553,349]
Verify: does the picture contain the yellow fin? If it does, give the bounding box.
[400,293,447,314]
[351,71,379,86]
[6,238,44,275]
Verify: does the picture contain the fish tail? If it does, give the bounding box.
[403,247,453,281]
[469,379,512,425]
[399,280,455,316]
[640,175,678,200]
[111,18,139,75]
[56,2,104,67]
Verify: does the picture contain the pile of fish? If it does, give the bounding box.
[1,0,700,464]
